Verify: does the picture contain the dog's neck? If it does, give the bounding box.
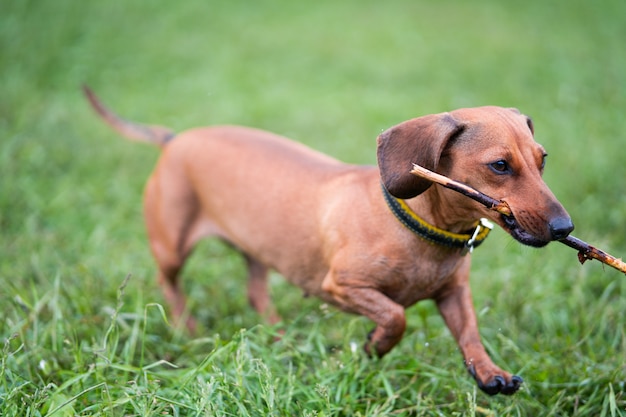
[420,185,487,232]
[381,183,492,253]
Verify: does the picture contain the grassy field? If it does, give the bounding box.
[1,0,625,415]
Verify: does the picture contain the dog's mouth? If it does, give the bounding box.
[500,214,550,248]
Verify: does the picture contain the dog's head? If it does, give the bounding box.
[377,106,574,247]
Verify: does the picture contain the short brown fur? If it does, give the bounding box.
[85,88,573,395]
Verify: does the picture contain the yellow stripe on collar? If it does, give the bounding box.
[382,183,492,254]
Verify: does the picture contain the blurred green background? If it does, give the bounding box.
[1,0,624,415]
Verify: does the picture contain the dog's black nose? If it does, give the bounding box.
[549,217,574,240]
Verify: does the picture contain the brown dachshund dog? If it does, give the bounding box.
[84,87,573,395]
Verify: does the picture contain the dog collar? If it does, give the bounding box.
[381,183,493,254]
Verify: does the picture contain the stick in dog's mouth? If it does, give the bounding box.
[409,164,626,275]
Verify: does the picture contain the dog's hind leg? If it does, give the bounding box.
[154,254,196,332]
[143,172,212,332]
[245,254,280,324]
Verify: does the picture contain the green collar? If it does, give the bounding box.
[381,183,493,254]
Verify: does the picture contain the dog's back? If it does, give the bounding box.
[152,125,377,286]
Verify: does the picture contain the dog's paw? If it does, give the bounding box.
[468,364,523,395]
[363,328,378,358]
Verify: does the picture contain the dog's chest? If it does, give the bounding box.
[374,251,466,307]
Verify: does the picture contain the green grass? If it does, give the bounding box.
[1,0,625,415]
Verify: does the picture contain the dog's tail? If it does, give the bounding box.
[83,85,175,148]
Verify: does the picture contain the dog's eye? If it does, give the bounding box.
[541,154,547,170]
[490,160,510,174]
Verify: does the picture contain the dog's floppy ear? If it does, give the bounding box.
[377,113,464,199]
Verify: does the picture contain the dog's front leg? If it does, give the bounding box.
[435,268,523,395]
[322,273,406,357]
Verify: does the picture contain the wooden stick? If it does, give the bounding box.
[410,164,626,275]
